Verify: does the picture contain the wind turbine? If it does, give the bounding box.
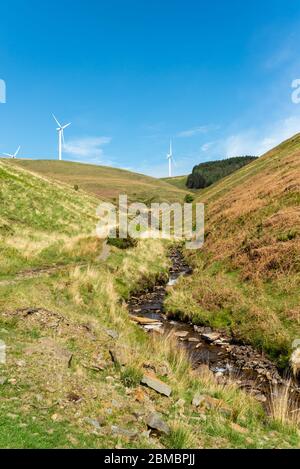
[52,114,71,161]
[167,139,173,177]
[3,146,21,159]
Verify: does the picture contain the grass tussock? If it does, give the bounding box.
[269,380,300,427]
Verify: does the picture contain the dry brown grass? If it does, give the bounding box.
[269,380,300,426]
[196,142,300,280]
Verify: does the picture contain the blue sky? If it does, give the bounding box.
[1,0,300,177]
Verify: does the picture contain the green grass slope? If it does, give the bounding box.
[0,159,100,277]
[161,175,188,191]
[8,159,186,203]
[166,134,300,367]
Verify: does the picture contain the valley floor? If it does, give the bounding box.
[0,238,299,449]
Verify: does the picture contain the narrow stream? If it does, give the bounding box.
[128,249,300,406]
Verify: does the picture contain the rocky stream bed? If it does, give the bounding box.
[128,249,300,408]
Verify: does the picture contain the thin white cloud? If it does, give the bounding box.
[177,125,217,138]
[222,115,300,157]
[201,141,214,152]
[64,136,111,158]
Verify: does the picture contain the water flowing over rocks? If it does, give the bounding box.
[127,248,300,404]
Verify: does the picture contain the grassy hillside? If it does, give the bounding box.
[166,134,300,367]
[0,160,101,277]
[1,158,298,448]
[8,159,186,203]
[161,175,188,191]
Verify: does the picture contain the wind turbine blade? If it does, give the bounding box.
[3,153,13,157]
[14,146,21,157]
[52,114,62,128]
[62,122,71,130]
[61,130,65,146]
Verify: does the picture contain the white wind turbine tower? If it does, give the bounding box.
[167,139,173,177]
[3,146,21,159]
[52,114,71,161]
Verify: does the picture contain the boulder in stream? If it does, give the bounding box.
[174,331,189,338]
[201,332,221,343]
[130,315,162,325]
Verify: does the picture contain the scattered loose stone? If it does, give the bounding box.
[83,361,106,372]
[111,399,121,408]
[0,377,7,385]
[109,347,129,366]
[130,315,162,325]
[188,337,200,342]
[105,376,115,383]
[192,394,205,407]
[201,332,221,343]
[105,329,119,340]
[174,331,189,338]
[141,430,151,439]
[85,417,101,430]
[141,373,172,397]
[143,324,164,333]
[15,360,26,367]
[111,425,138,439]
[146,412,170,435]
[214,339,230,346]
